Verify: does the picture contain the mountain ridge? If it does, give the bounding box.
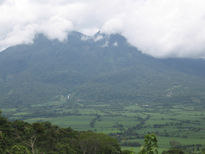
[0,32,205,108]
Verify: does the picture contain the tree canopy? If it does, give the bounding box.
[0,111,126,154]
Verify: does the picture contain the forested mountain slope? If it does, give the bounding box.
[0,32,205,108]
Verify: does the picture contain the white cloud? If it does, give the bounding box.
[101,41,109,48]
[94,35,104,42]
[101,19,123,34]
[1,0,205,58]
[113,42,118,47]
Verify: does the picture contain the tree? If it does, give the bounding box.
[138,134,158,154]
[121,149,135,154]
[79,131,121,154]
[162,149,184,154]
[25,136,37,154]
[169,140,181,149]
[201,148,205,154]
[56,143,77,154]
[9,145,31,154]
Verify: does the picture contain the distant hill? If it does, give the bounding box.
[0,31,205,108]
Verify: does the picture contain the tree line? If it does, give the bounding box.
[0,110,205,154]
[0,110,129,154]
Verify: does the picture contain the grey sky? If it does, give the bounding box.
[1,0,205,58]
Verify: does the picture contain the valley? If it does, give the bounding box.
[2,96,205,153]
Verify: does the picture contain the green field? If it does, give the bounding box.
[2,97,205,153]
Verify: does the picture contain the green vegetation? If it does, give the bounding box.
[1,32,205,110]
[1,110,204,154]
[2,102,205,153]
[1,32,205,153]
[0,111,125,154]
[139,134,158,154]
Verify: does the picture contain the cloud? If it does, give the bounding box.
[1,0,205,58]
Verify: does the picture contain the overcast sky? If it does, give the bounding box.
[1,0,205,58]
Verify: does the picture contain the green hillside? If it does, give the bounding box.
[1,32,205,153]
[0,32,205,109]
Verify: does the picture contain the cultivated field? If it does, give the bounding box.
[2,97,205,153]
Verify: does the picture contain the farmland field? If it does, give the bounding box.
[2,97,205,153]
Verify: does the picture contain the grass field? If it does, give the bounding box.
[2,99,205,153]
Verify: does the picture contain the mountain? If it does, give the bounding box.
[0,31,205,109]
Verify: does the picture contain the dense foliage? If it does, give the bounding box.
[139,134,158,154]
[0,111,126,154]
